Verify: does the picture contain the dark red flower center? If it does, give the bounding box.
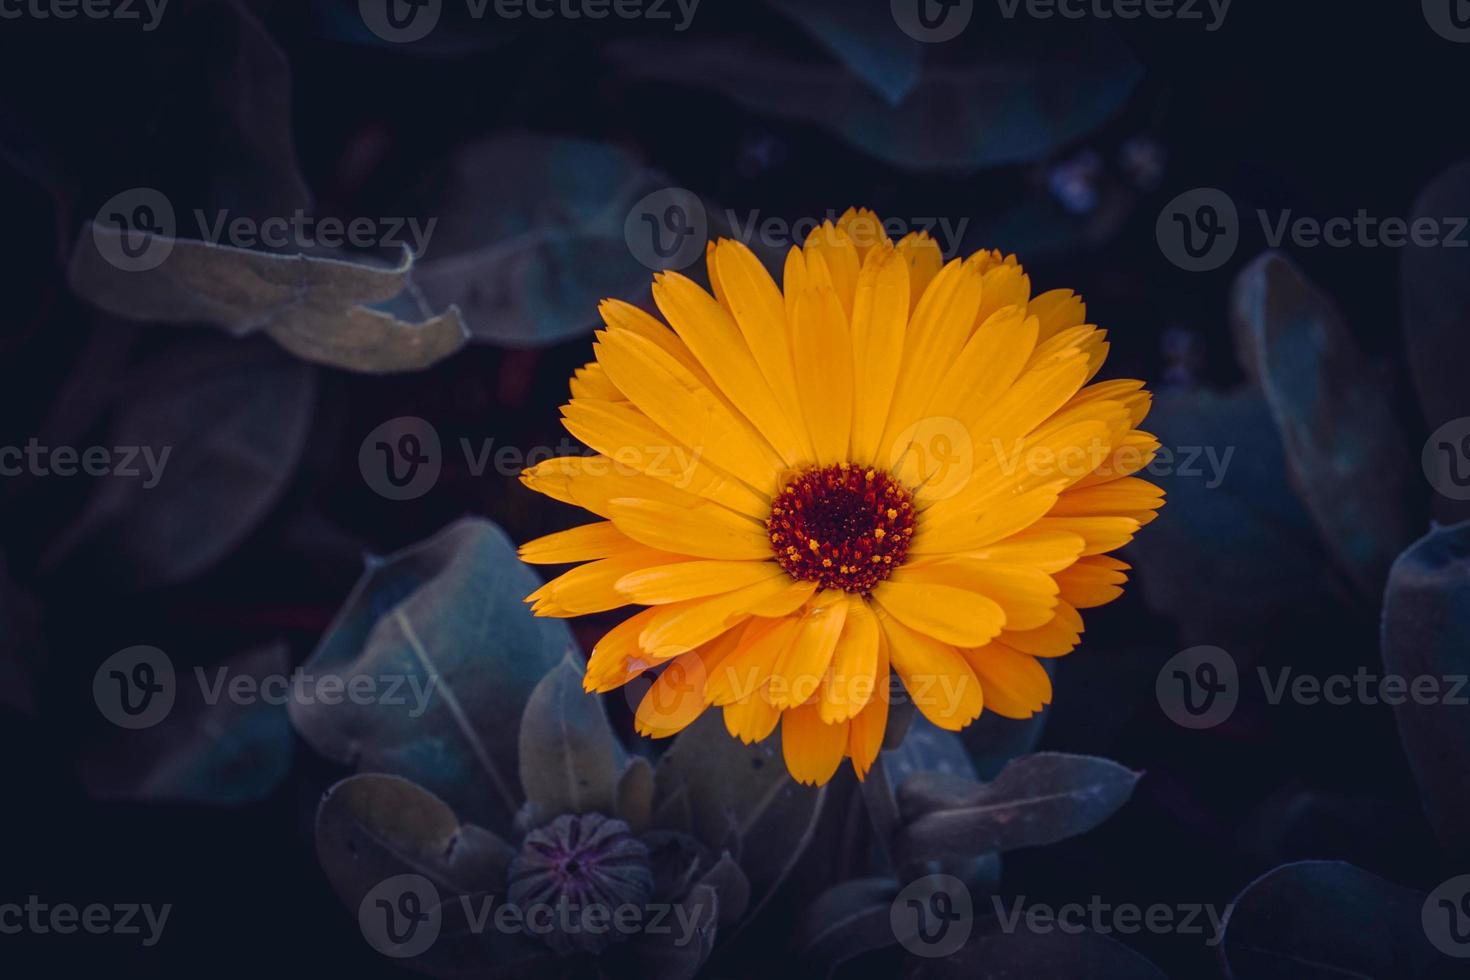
[766,464,916,595]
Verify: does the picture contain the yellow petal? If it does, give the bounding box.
[634,630,742,738]
[960,643,1052,719]
[519,521,637,564]
[615,559,783,605]
[1000,601,1083,658]
[653,271,811,465]
[1028,288,1086,342]
[706,616,798,706]
[528,547,681,616]
[713,239,808,440]
[595,327,781,491]
[822,596,880,723]
[791,286,854,464]
[585,608,663,692]
[782,699,849,786]
[849,245,910,464]
[910,480,1068,555]
[724,687,782,744]
[895,560,1059,631]
[966,528,1086,574]
[880,258,983,453]
[1033,516,1142,556]
[847,633,890,779]
[877,609,983,731]
[770,590,848,708]
[638,573,795,658]
[607,497,772,560]
[803,221,861,317]
[1055,555,1130,609]
[561,398,769,518]
[895,231,943,312]
[872,578,1006,647]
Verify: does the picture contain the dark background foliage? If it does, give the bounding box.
[2,1,1468,977]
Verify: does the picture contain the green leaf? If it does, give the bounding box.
[315,773,513,907]
[290,517,573,831]
[1221,861,1437,979]
[68,232,467,374]
[80,643,293,806]
[696,852,751,927]
[1382,519,1470,859]
[1231,252,1417,593]
[518,651,624,823]
[651,713,825,898]
[1402,159,1470,523]
[895,752,1139,864]
[617,756,656,835]
[42,336,315,590]
[796,876,900,967]
[603,33,1139,173]
[407,133,668,346]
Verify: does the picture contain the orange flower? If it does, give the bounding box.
[519,208,1164,785]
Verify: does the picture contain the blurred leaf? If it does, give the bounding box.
[290,517,574,831]
[408,133,665,346]
[904,919,1168,979]
[1221,861,1438,979]
[762,0,922,104]
[69,233,468,374]
[614,882,719,980]
[1231,251,1417,593]
[617,756,656,835]
[697,852,751,927]
[81,643,293,805]
[895,752,1138,864]
[1382,519,1470,859]
[651,713,825,898]
[315,773,541,978]
[42,336,315,590]
[865,716,980,850]
[315,772,513,905]
[518,651,624,823]
[1403,159,1470,523]
[1130,386,1339,648]
[797,875,900,971]
[603,34,1139,172]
